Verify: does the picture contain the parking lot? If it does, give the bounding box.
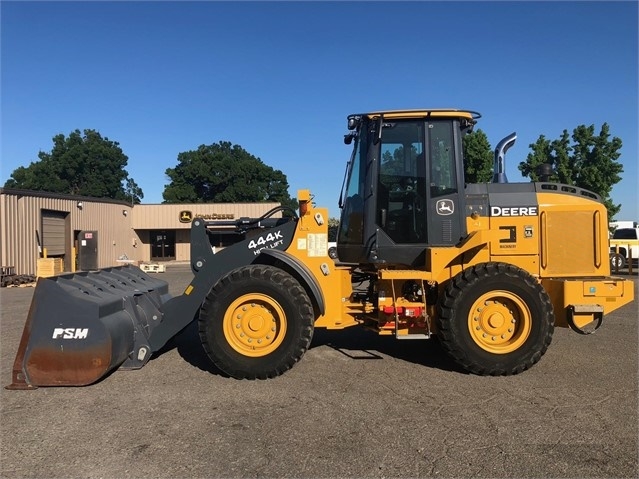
[1,264,637,478]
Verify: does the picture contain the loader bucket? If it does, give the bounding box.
[6,265,172,389]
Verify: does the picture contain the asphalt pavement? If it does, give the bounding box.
[1,264,637,478]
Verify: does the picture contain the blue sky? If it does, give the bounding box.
[2,1,637,220]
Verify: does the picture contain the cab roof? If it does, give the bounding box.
[358,109,481,120]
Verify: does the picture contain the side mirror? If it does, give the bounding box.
[373,116,383,145]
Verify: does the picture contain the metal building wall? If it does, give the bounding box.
[131,202,281,262]
[0,190,134,275]
[1,189,284,274]
[130,202,281,229]
[176,229,190,262]
[72,200,136,269]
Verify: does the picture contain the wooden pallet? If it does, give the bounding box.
[140,263,166,273]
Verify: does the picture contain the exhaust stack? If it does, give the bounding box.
[492,132,517,183]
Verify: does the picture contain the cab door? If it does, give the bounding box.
[425,121,466,246]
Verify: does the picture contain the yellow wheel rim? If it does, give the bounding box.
[223,293,287,357]
[468,291,532,354]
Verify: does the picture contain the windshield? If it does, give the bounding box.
[613,228,638,240]
[338,122,367,245]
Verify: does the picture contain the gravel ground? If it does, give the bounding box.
[1,264,637,478]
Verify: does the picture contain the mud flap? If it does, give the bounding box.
[6,265,171,389]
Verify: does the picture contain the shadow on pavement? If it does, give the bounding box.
[310,326,464,374]
[156,315,464,377]
[163,319,229,376]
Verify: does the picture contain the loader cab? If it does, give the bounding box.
[337,109,479,267]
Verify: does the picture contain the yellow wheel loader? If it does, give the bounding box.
[6,109,635,389]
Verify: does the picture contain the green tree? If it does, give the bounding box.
[163,141,295,209]
[4,129,143,203]
[381,145,418,176]
[518,132,573,184]
[462,129,494,184]
[124,178,144,205]
[327,217,340,242]
[518,123,623,218]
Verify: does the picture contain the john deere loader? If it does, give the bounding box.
[7,109,635,389]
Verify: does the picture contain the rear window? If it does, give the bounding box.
[612,228,638,240]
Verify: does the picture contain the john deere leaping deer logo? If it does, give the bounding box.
[436,199,454,216]
[179,210,193,223]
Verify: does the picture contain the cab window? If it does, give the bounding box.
[377,121,426,243]
[429,122,456,197]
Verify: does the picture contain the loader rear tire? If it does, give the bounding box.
[437,263,554,376]
[198,265,314,379]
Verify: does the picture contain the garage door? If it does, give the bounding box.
[42,210,67,256]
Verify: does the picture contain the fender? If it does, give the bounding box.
[257,249,326,316]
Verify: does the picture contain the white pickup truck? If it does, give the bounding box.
[610,227,639,269]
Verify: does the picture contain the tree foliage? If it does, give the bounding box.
[163,141,295,209]
[518,123,623,218]
[380,130,494,185]
[328,217,339,242]
[381,145,419,176]
[3,129,143,203]
[462,129,494,184]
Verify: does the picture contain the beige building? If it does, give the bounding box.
[0,188,280,276]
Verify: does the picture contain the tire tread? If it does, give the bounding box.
[198,264,314,379]
[437,262,554,376]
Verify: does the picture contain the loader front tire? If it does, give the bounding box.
[198,265,314,379]
[437,263,554,375]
